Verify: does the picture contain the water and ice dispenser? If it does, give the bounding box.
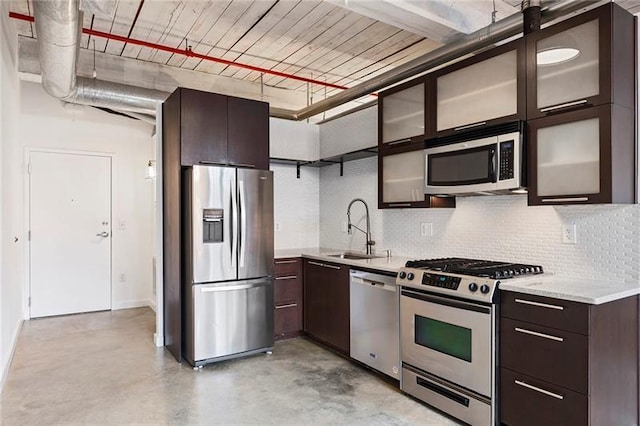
[202,209,223,243]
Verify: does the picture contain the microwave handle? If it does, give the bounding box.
[489,146,497,183]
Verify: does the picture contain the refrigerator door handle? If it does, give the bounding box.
[199,281,271,292]
[239,179,247,268]
[228,182,234,254]
[230,177,239,271]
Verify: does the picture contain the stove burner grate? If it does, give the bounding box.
[405,257,543,279]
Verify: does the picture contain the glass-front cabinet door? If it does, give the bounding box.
[379,79,426,147]
[432,39,524,136]
[378,146,455,209]
[527,105,634,205]
[526,3,634,119]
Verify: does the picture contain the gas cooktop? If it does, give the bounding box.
[404,257,544,279]
[397,257,544,303]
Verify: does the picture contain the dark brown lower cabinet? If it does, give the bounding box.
[303,259,350,355]
[274,258,303,341]
[500,291,639,426]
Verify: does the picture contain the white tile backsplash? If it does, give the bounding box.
[320,156,640,284]
[272,163,320,250]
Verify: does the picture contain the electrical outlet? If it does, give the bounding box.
[119,273,127,283]
[275,222,281,232]
[561,224,577,244]
[420,223,433,237]
[341,222,348,233]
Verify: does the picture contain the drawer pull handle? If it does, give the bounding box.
[541,197,589,203]
[275,260,298,264]
[515,380,564,400]
[515,327,564,342]
[275,275,297,280]
[322,263,341,270]
[515,298,564,310]
[307,260,341,270]
[275,303,298,309]
[540,99,588,113]
[388,203,412,207]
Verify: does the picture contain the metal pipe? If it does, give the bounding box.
[9,11,350,93]
[68,77,168,114]
[523,0,542,35]
[31,0,80,99]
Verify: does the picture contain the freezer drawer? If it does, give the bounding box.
[185,279,274,366]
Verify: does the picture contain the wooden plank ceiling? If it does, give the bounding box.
[9,0,639,112]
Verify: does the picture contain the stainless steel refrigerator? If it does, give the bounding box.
[183,165,274,367]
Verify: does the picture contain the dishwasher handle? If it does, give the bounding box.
[350,270,397,292]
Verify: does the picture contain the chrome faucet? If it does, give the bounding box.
[347,198,375,255]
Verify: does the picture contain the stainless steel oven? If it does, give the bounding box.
[401,289,493,396]
[396,258,544,426]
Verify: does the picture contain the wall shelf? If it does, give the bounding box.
[270,147,378,178]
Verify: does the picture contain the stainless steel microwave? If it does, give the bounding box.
[424,127,525,196]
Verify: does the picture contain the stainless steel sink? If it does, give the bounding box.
[326,252,385,260]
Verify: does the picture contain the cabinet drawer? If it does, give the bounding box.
[501,318,588,394]
[274,276,301,305]
[274,258,300,276]
[501,292,589,335]
[500,368,588,426]
[274,303,302,336]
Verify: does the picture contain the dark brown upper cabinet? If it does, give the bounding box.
[378,142,456,209]
[527,104,635,205]
[228,96,269,170]
[429,38,526,138]
[378,77,428,150]
[167,87,269,169]
[526,3,635,120]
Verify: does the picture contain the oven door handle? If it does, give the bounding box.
[401,289,491,314]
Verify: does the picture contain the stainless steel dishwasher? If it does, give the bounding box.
[349,269,400,379]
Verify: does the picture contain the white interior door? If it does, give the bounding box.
[29,151,112,318]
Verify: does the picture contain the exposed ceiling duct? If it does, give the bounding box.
[32,0,79,99]
[31,0,599,122]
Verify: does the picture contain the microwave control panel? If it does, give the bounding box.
[499,140,514,181]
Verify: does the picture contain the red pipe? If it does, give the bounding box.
[9,11,350,92]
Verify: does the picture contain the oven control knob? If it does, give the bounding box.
[398,271,407,279]
[468,283,478,292]
[480,284,491,294]
[407,272,415,281]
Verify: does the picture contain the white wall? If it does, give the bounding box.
[320,157,640,284]
[271,164,320,249]
[1,1,22,384]
[17,82,156,313]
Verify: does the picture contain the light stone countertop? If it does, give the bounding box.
[275,248,640,304]
[274,247,411,274]
[499,275,640,305]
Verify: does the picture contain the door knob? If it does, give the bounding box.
[97,231,110,237]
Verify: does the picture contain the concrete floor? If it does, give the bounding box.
[1,307,460,425]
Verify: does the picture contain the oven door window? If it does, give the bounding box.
[415,315,472,362]
[427,144,496,186]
